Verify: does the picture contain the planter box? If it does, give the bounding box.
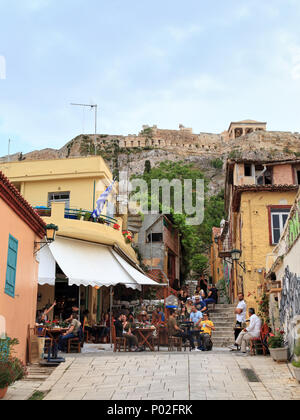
[269,346,289,362]
[293,366,300,382]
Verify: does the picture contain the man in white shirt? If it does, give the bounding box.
[235,308,262,353]
[229,293,247,351]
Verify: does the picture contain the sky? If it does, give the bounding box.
[1,0,300,156]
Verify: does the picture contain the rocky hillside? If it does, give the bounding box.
[1,128,300,195]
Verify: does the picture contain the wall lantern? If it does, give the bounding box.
[34,224,59,254]
[230,249,246,273]
[231,249,242,262]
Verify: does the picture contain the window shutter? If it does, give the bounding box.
[5,235,18,298]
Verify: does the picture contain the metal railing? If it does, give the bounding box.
[34,206,118,227]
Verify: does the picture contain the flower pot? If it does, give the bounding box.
[0,387,8,400]
[292,366,300,382]
[269,346,289,362]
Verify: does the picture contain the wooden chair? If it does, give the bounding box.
[67,328,82,354]
[34,326,53,356]
[111,325,127,352]
[167,328,182,352]
[250,323,270,356]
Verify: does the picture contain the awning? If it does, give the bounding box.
[48,237,140,290]
[111,250,162,287]
[38,245,56,286]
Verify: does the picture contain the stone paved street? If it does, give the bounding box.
[6,350,299,401]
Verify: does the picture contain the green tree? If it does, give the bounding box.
[132,161,224,279]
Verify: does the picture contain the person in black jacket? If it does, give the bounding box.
[114,314,140,351]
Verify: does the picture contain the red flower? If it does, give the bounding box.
[113,224,120,230]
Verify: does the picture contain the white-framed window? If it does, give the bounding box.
[48,192,70,209]
[271,209,290,244]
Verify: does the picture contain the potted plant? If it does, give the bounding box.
[113,223,120,231]
[122,230,133,244]
[0,338,27,399]
[268,329,289,362]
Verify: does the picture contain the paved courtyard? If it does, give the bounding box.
[6,350,300,401]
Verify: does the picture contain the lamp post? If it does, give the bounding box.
[230,249,246,298]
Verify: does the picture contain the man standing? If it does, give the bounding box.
[235,308,262,354]
[189,306,203,350]
[229,293,247,351]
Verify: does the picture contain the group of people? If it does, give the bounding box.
[165,283,219,351]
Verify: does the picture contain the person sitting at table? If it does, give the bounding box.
[167,309,195,350]
[196,312,215,351]
[194,295,208,313]
[114,314,140,351]
[65,306,79,323]
[185,298,194,315]
[40,301,56,322]
[139,311,150,324]
[58,313,82,352]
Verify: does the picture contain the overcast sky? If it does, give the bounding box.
[1,0,300,156]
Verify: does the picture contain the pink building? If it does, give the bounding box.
[0,171,46,362]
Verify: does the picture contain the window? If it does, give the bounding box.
[244,164,252,177]
[48,192,70,209]
[256,165,272,185]
[5,235,18,298]
[147,233,163,243]
[297,171,300,185]
[270,208,290,244]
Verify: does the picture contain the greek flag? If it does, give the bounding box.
[92,180,115,219]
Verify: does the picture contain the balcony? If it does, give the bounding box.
[34,206,118,227]
[34,203,138,263]
[218,235,233,258]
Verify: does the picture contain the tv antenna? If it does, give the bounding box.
[71,103,98,156]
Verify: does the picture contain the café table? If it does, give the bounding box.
[92,325,108,343]
[134,327,156,352]
[45,328,68,362]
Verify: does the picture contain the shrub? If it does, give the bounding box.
[211,158,223,169]
[294,339,300,357]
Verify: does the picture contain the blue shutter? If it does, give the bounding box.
[5,235,18,298]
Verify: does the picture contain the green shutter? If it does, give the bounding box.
[5,235,18,298]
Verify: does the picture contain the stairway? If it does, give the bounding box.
[208,304,236,348]
[127,213,143,234]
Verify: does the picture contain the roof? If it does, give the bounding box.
[146,269,169,284]
[0,171,46,238]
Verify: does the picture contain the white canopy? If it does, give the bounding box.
[48,237,140,290]
[111,250,160,287]
[38,245,56,286]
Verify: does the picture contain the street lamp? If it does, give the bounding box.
[230,249,246,273]
[34,224,59,254]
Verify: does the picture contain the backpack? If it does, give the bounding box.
[202,334,213,351]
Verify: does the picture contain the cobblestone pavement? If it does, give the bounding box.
[4,351,300,400]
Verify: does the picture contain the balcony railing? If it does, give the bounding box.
[218,235,233,258]
[34,206,118,227]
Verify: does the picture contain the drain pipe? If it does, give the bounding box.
[256,165,267,185]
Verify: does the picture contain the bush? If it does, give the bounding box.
[0,358,27,389]
[211,158,223,169]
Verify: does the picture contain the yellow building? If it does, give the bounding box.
[219,158,300,310]
[0,156,156,324]
[210,227,224,285]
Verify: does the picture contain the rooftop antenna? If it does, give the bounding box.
[7,138,11,162]
[71,103,98,156]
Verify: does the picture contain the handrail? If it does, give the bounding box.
[34,206,118,225]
